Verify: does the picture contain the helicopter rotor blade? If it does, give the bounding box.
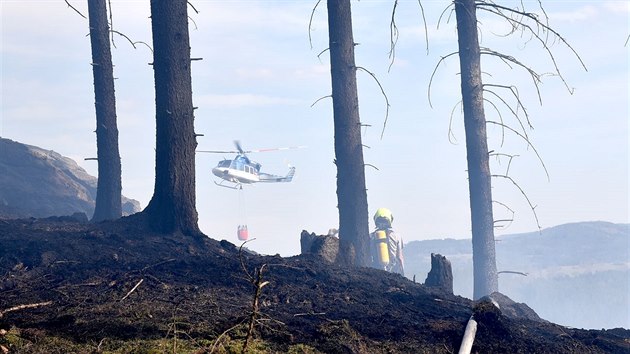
[197,150,239,154]
[247,145,307,153]
[234,140,246,154]
[199,141,305,155]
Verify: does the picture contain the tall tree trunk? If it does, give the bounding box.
[88,0,122,222]
[327,0,370,267]
[144,0,200,236]
[454,0,498,299]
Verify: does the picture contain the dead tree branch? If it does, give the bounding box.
[108,0,115,47]
[0,301,53,318]
[310,95,332,108]
[243,264,269,353]
[388,0,429,72]
[120,278,144,301]
[437,2,455,30]
[489,152,519,176]
[480,47,542,104]
[492,200,515,229]
[388,0,400,72]
[208,320,247,353]
[187,1,199,14]
[486,121,548,181]
[491,174,541,230]
[498,270,528,276]
[356,66,391,139]
[308,0,323,50]
[64,0,86,19]
[448,101,463,144]
[477,1,587,94]
[428,52,459,108]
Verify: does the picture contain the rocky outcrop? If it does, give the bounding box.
[0,137,140,219]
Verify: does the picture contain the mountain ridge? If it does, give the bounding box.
[0,137,141,219]
[404,221,629,329]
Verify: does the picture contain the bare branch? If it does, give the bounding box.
[0,301,53,318]
[484,83,532,131]
[308,0,323,50]
[477,2,588,94]
[388,0,429,72]
[428,52,459,108]
[310,95,332,107]
[417,0,429,55]
[239,239,256,282]
[209,320,247,353]
[133,41,154,54]
[437,3,455,30]
[491,174,541,230]
[356,66,391,139]
[498,270,528,276]
[489,152,519,176]
[483,97,507,146]
[492,200,515,229]
[480,47,542,105]
[244,263,268,353]
[64,0,86,19]
[317,47,330,61]
[108,0,115,47]
[448,101,462,144]
[110,30,137,49]
[486,120,549,181]
[388,0,400,72]
[188,15,198,30]
[120,278,144,301]
[187,1,199,14]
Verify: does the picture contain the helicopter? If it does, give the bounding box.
[197,141,301,189]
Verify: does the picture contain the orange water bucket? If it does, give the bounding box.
[237,225,249,241]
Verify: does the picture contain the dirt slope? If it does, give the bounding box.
[1,215,628,353]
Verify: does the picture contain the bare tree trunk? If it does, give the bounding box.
[454,0,498,299]
[143,0,200,236]
[327,0,370,267]
[88,0,122,222]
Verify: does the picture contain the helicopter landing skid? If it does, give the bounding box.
[214,180,243,190]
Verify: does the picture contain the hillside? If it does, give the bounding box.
[0,137,141,219]
[1,216,629,353]
[404,222,630,329]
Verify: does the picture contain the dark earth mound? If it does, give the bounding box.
[1,215,629,353]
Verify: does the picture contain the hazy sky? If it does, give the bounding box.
[2,1,628,256]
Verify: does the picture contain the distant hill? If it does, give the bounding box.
[0,137,141,219]
[404,221,629,329]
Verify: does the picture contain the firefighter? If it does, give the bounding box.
[370,208,405,276]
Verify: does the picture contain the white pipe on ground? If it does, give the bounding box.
[458,315,478,354]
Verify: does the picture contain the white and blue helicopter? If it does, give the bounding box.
[197,141,300,189]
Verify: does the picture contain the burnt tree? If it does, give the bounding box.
[143,0,200,236]
[88,0,122,222]
[455,0,498,299]
[327,0,370,267]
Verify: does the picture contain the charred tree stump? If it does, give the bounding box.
[300,230,339,263]
[424,253,454,294]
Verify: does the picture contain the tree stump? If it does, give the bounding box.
[300,230,339,263]
[424,253,454,294]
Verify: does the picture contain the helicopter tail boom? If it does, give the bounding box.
[258,166,296,183]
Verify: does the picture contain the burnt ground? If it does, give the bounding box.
[0,215,628,353]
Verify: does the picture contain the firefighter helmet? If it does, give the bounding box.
[373,208,393,226]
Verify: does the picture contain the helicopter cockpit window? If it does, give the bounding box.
[218,160,231,168]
